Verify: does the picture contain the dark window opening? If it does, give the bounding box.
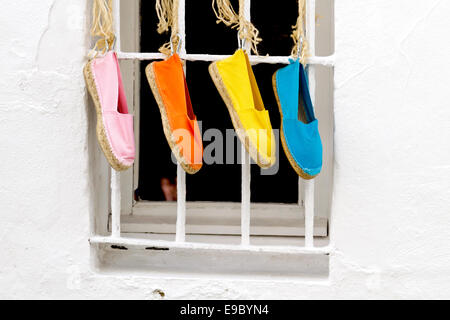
[137,0,299,203]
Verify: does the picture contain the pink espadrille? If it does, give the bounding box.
[84,52,135,171]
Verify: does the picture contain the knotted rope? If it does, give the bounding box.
[212,0,261,55]
[291,0,309,64]
[156,0,181,56]
[91,0,115,54]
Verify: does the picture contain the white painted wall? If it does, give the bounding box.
[1,0,450,299]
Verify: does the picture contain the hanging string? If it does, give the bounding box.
[212,0,261,55]
[212,0,238,27]
[156,0,180,56]
[91,0,115,54]
[156,0,173,33]
[291,0,309,64]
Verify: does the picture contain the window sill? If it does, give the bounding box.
[89,235,331,279]
[90,201,330,278]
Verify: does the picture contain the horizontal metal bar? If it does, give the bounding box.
[115,52,335,66]
[89,236,332,255]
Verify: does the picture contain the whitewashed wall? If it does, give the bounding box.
[1,0,450,299]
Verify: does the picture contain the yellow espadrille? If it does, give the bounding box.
[209,49,276,168]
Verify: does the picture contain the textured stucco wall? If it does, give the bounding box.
[1,0,450,299]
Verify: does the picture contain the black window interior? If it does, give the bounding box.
[137,0,299,203]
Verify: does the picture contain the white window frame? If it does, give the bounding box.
[90,0,335,275]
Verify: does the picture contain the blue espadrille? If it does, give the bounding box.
[272,59,322,179]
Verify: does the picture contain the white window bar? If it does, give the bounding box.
[304,0,316,248]
[116,52,334,66]
[176,164,187,242]
[102,0,332,252]
[241,144,251,246]
[175,0,187,243]
[240,0,252,246]
[110,0,122,239]
[110,169,121,238]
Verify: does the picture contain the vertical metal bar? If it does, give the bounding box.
[113,0,121,51]
[239,0,252,246]
[133,0,141,203]
[298,179,305,207]
[176,164,186,242]
[305,0,316,248]
[243,0,251,20]
[306,0,316,58]
[304,180,314,247]
[109,0,122,238]
[175,0,187,243]
[241,143,251,246]
[239,0,252,248]
[111,169,121,237]
[178,0,186,55]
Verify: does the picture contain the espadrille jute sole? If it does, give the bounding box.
[272,71,316,180]
[208,62,275,169]
[145,63,201,175]
[84,61,132,172]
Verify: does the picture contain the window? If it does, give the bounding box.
[90,0,335,277]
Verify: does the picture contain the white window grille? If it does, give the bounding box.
[89,0,335,275]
